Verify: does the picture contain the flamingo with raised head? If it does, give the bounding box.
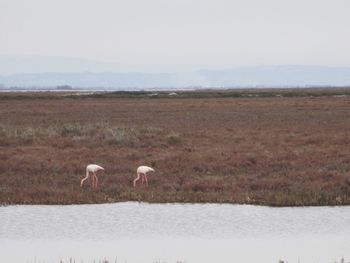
[133,165,155,187]
[81,164,105,189]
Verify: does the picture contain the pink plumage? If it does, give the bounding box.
[81,164,105,189]
[86,164,104,173]
[133,165,155,187]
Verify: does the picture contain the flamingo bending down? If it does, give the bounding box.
[133,166,155,187]
[81,164,105,189]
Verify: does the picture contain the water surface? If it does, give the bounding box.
[1,202,349,262]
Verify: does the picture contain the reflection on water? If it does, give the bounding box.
[1,202,350,263]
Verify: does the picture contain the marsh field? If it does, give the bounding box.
[1,88,350,206]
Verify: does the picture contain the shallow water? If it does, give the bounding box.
[1,202,350,263]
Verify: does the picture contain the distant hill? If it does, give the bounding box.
[1,65,350,89]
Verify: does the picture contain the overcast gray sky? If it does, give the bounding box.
[1,0,350,72]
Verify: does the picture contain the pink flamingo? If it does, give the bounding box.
[133,165,155,187]
[81,164,105,189]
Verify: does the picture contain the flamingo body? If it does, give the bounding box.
[137,165,155,174]
[87,164,104,173]
[81,164,105,189]
[134,165,155,187]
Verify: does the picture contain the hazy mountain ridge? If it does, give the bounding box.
[1,65,350,89]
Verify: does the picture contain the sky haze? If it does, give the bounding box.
[1,0,350,74]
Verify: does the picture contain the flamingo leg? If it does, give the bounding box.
[141,173,145,185]
[133,173,141,187]
[91,173,95,188]
[144,173,148,186]
[94,173,98,189]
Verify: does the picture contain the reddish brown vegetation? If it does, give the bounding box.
[1,91,350,206]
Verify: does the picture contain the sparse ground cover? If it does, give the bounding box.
[1,88,350,206]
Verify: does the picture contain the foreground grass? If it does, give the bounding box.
[1,89,350,206]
